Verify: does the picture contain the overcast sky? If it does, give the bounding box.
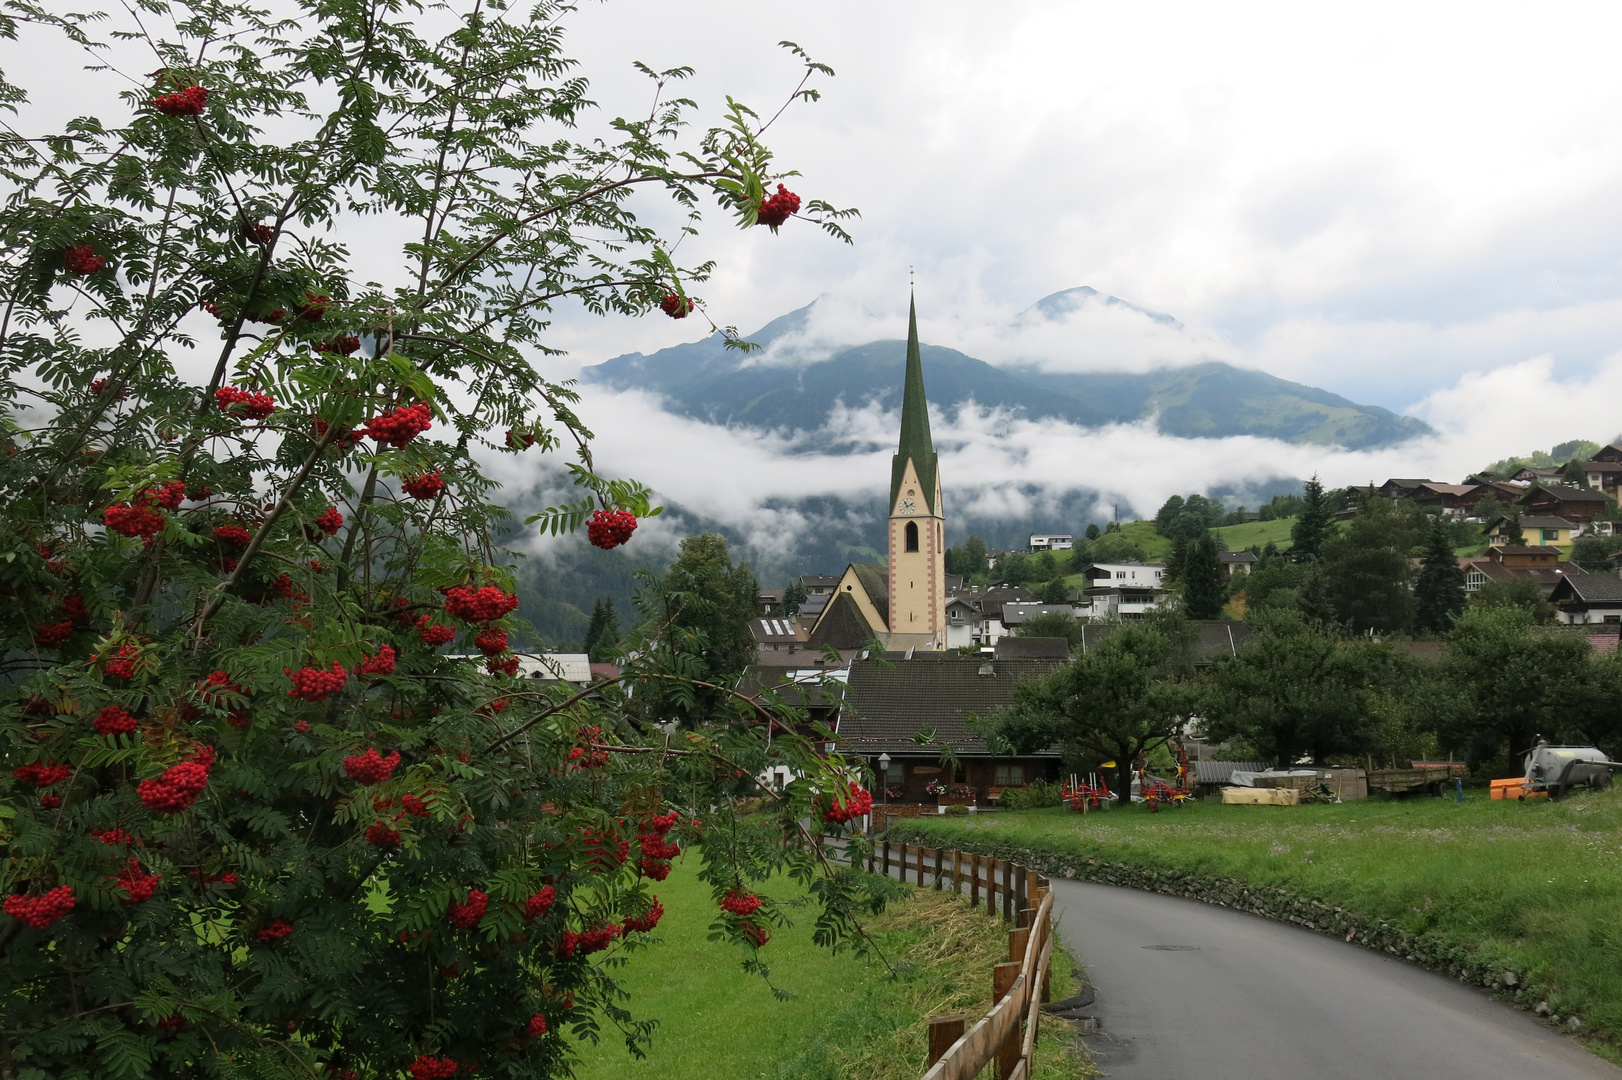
[18,0,1622,537]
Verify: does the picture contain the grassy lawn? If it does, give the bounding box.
[1213,516,1297,552]
[571,858,1089,1080]
[888,793,1622,1053]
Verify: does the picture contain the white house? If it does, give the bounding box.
[1028,534,1074,552]
[1072,562,1168,620]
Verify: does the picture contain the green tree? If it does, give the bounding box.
[582,598,622,663]
[1085,523,1102,541]
[1084,532,1146,564]
[1154,494,1186,536]
[1016,610,1081,651]
[945,535,989,578]
[1180,535,1226,620]
[1290,475,1333,562]
[1321,495,1416,633]
[1502,513,1526,545]
[1413,516,1467,634]
[1000,623,1193,798]
[992,551,1037,586]
[1440,605,1592,773]
[781,580,809,615]
[0,9,888,1076]
[1474,577,1554,622]
[1199,614,1396,767]
[634,534,759,726]
[1037,577,1072,604]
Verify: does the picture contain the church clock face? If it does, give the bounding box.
[898,498,916,515]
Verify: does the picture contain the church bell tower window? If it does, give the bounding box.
[905,521,919,552]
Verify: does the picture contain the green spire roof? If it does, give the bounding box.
[890,294,939,513]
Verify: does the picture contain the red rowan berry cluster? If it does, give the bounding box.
[286,662,347,702]
[104,503,166,540]
[505,429,535,450]
[361,402,432,447]
[102,642,142,679]
[197,669,246,703]
[315,506,344,536]
[36,621,73,646]
[13,762,70,787]
[822,782,873,824]
[313,419,361,452]
[212,524,252,548]
[58,594,88,621]
[3,886,76,929]
[358,645,396,676]
[64,245,104,276]
[92,828,133,846]
[136,747,213,813]
[254,918,294,942]
[39,795,61,810]
[582,829,629,873]
[447,889,489,929]
[401,793,432,817]
[486,654,520,676]
[442,585,519,623]
[93,705,139,736]
[409,1056,458,1080]
[115,858,162,903]
[742,922,771,948]
[191,870,238,886]
[313,334,362,355]
[473,627,508,656]
[660,293,694,318]
[586,509,637,550]
[38,542,66,574]
[562,923,622,959]
[623,898,665,933]
[524,885,556,922]
[342,747,401,785]
[418,618,456,646]
[142,481,186,511]
[720,891,762,917]
[757,184,801,227]
[151,84,208,116]
[527,1014,549,1038]
[242,220,274,245]
[365,821,402,846]
[214,386,276,420]
[296,292,330,322]
[401,471,444,500]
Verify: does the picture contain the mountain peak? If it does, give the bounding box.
[1023,286,1182,329]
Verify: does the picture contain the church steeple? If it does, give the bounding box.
[890,294,939,513]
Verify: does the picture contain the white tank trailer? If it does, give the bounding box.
[1522,739,1622,800]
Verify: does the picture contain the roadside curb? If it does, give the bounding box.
[880,828,1603,1046]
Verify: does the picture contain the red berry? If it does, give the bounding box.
[505,429,536,450]
[447,888,489,929]
[92,828,133,846]
[823,782,873,824]
[36,620,74,646]
[586,509,637,550]
[442,585,519,623]
[242,220,275,245]
[314,334,362,355]
[101,642,142,679]
[527,1013,549,1038]
[104,503,166,540]
[409,1056,458,1080]
[3,885,76,929]
[756,184,801,228]
[93,705,139,736]
[486,654,520,676]
[524,885,556,921]
[39,795,62,810]
[639,858,671,881]
[365,821,402,846]
[285,662,348,702]
[114,857,162,903]
[295,720,309,733]
[401,793,432,817]
[358,644,396,677]
[623,898,664,933]
[212,524,252,548]
[13,762,71,787]
[136,748,213,814]
[401,471,444,500]
[361,402,432,447]
[214,386,276,421]
[342,747,401,786]
[660,293,694,318]
[474,627,508,656]
[315,506,344,535]
[150,84,208,116]
[720,891,762,917]
[254,917,293,942]
[741,922,771,948]
[296,292,329,322]
[417,618,456,647]
[64,245,104,276]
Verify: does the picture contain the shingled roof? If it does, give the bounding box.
[836,651,1065,756]
[806,591,882,651]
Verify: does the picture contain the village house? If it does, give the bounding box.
[1518,482,1611,524]
[1219,550,1259,577]
[1464,545,1588,597]
[1484,515,1576,549]
[1409,483,1479,517]
[1073,561,1168,620]
[943,584,1038,648]
[1548,574,1622,626]
[1000,602,1077,631]
[1028,533,1074,552]
[750,616,810,665]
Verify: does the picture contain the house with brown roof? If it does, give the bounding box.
[750,616,810,665]
[835,650,1066,804]
[1548,574,1622,626]
[1518,482,1611,524]
[1410,483,1478,516]
[1463,545,1588,597]
[942,584,1038,648]
[1484,515,1575,549]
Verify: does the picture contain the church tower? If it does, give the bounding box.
[886,294,947,650]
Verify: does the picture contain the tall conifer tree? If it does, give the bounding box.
[1414,517,1467,634]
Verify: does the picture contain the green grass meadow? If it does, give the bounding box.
[891,793,1622,1054]
[571,858,1088,1080]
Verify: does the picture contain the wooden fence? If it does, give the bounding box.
[836,841,1057,1080]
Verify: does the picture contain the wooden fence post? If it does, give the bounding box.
[1018,907,1036,931]
[1002,863,1017,922]
[1008,925,1029,963]
[953,849,963,895]
[927,1012,967,1067]
[881,840,890,880]
[933,847,943,890]
[992,962,1022,1079]
[969,853,980,908]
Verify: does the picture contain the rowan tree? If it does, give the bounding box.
[0,4,886,1077]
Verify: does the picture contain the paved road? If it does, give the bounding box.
[1053,878,1622,1079]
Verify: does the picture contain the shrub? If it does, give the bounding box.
[999,779,1064,810]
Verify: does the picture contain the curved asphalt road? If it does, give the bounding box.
[1053,878,1622,1079]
